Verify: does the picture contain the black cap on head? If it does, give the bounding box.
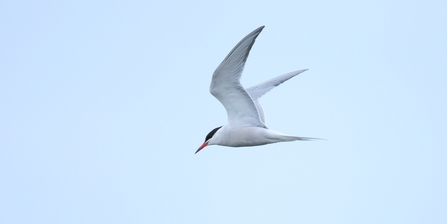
[196,126,222,154]
[204,126,222,142]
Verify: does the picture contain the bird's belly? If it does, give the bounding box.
[219,127,279,147]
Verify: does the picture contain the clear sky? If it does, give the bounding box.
[1,1,446,223]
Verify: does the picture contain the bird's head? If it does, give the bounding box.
[196,126,222,154]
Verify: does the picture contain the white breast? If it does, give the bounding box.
[209,126,302,147]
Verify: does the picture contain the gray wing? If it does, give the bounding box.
[210,26,266,128]
[246,69,308,123]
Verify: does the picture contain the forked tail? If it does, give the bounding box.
[279,135,323,141]
[266,130,323,142]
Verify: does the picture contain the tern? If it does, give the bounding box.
[196,26,318,154]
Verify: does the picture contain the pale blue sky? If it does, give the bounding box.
[1,1,446,223]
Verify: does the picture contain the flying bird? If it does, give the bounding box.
[196,26,318,154]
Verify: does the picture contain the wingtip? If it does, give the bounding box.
[295,69,309,76]
[288,69,309,76]
[254,26,265,33]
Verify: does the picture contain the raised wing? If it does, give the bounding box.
[246,69,308,123]
[210,26,266,128]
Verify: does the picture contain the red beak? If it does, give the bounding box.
[195,142,208,154]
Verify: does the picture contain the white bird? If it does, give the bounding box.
[196,26,319,154]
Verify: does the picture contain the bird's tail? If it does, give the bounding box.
[279,135,323,141]
[267,130,323,142]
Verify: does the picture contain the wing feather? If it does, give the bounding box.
[246,69,308,123]
[210,26,266,128]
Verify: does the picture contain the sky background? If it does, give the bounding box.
[1,1,446,223]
